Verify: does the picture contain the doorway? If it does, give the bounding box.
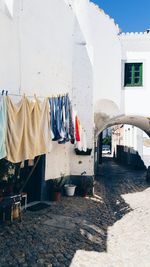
[20,155,46,203]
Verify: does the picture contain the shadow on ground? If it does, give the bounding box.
[0,157,149,267]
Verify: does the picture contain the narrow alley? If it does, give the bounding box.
[0,159,150,267]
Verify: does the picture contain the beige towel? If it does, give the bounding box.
[6,96,52,163]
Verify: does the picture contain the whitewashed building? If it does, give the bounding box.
[110,32,150,168]
[0,0,150,200]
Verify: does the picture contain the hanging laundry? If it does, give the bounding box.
[49,97,61,141]
[58,94,69,143]
[20,161,24,169]
[6,96,52,163]
[75,115,81,142]
[56,96,64,140]
[68,98,75,144]
[73,109,87,152]
[49,94,74,144]
[41,97,52,153]
[82,130,87,152]
[0,95,7,160]
[76,127,87,152]
[64,94,70,142]
[59,95,66,141]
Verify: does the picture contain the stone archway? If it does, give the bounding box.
[94,112,150,174]
[94,99,120,137]
[99,115,150,137]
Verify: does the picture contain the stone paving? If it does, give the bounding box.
[0,158,149,267]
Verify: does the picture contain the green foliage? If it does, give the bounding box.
[51,177,64,192]
[0,159,20,183]
[81,176,94,191]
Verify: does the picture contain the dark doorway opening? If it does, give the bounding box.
[20,155,46,203]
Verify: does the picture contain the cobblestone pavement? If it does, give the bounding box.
[0,158,149,267]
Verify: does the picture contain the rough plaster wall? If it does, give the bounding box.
[89,3,122,107]
[0,0,124,177]
[45,143,70,180]
[0,0,75,179]
[73,0,122,133]
[19,0,73,96]
[70,17,94,176]
[123,126,150,168]
[143,132,150,168]
[120,35,150,167]
[136,128,150,168]
[19,0,75,179]
[4,0,150,177]
[120,35,150,118]
[0,0,20,93]
[121,50,150,118]
[74,1,121,102]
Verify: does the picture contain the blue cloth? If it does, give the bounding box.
[49,97,61,141]
[55,96,62,138]
[49,95,74,144]
[0,96,7,159]
[64,95,69,141]
[68,97,75,143]
[58,95,69,143]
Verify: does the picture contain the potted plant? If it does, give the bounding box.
[80,176,94,197]
[51,177,64,201]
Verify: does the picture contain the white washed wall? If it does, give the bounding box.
[120,33,150,118]
[19,0,74,96]
[72,0,122,133]
[0,0,74,94]
[0,0,94,179]
[0,0,73,179]
[1,0,149,178]
[0,0,20,93]
[120,33,150,167]
[70,17,93,176]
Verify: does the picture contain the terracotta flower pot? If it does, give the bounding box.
[53,191,61,201]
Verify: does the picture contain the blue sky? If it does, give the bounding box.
[91,0,150,33]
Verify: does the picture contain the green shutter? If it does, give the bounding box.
[124,63,143,87]
[131,64,134,85]
[139,63,143,86]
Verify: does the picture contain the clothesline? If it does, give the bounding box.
[1,90,69,99]
[0,93,88,163]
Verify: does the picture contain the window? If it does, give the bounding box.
[124,63,143,87]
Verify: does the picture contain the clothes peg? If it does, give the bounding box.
[6,91,8,96]
[1,90,4,95]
